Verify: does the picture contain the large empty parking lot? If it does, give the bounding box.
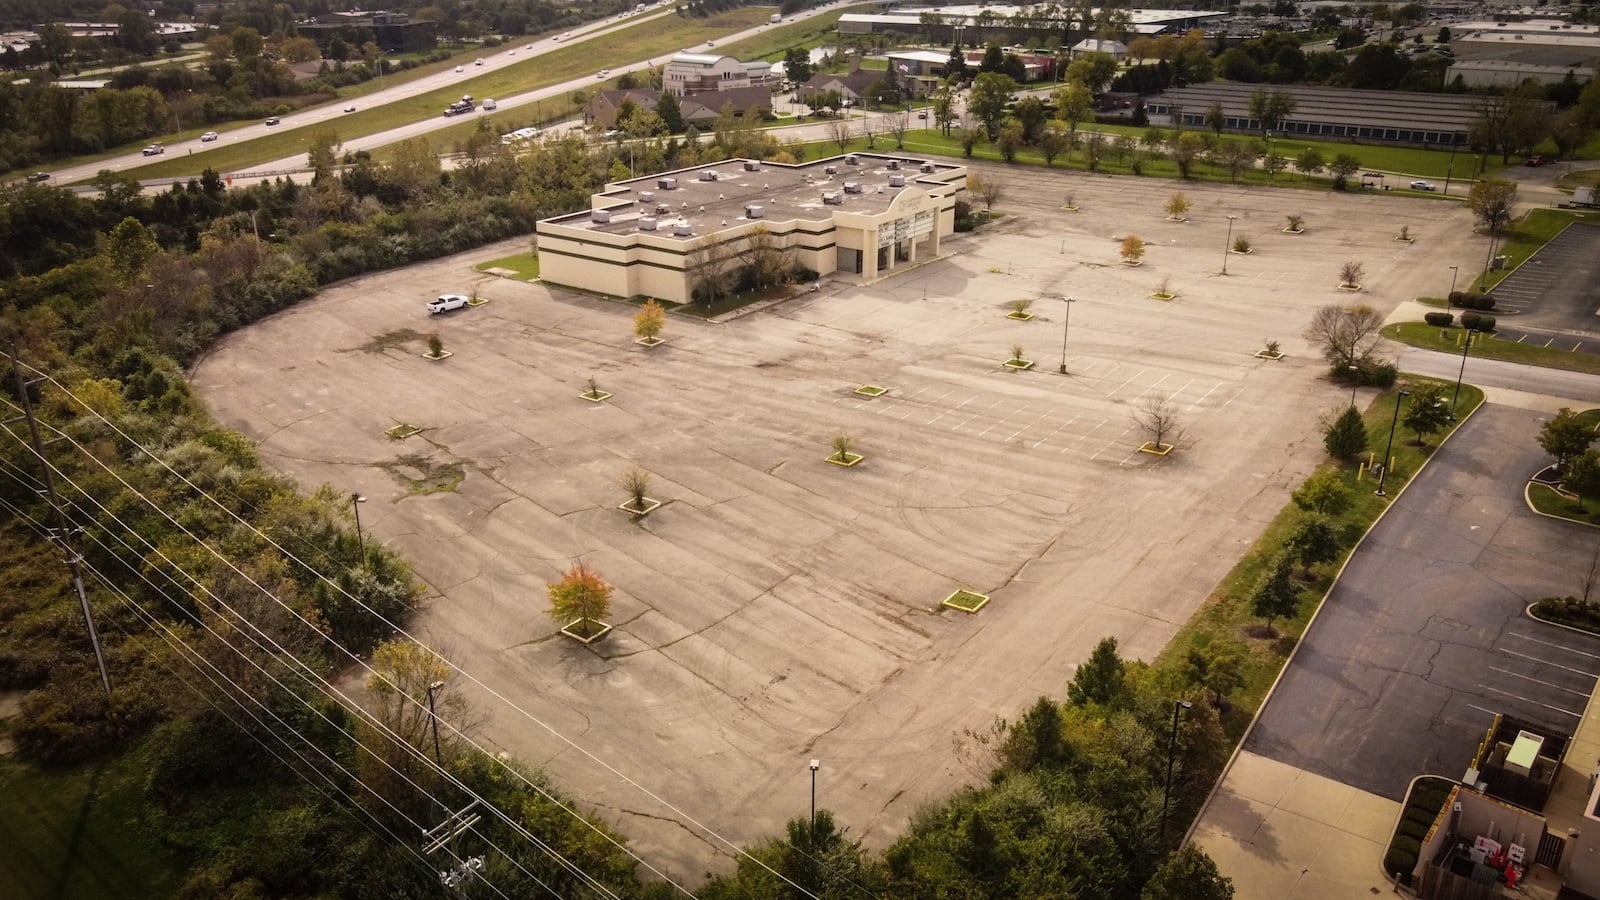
[193,164,1487,881]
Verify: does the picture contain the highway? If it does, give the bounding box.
[44,1,856,186]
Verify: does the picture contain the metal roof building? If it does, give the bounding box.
[1145,83,1488,146]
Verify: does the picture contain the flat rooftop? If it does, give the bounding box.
[544,153,963,241]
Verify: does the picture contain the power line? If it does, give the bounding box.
[7,358,855,899]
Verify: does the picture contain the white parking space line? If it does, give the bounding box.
[1478,683,1584,718]
[1032,414,1077,449]
[1488,665,1595,697]
[1186,382,1222,412]
[1467,703,1501,719]
[1506,631,1600,664]
[1499,648,1600,678]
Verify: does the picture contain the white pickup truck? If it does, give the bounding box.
[427,294,470,314]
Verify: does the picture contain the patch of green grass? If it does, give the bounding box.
[382,454,465,494]
[1529,482,1600,525]
[1155,377,1486,739]
[115,6,814,180]
[1414,295,1448,308]
[1531,594,1600,632]
[476,252,540,280]
[942,589,991,613]
[0,754,184,900]
[1384,322,1600,377]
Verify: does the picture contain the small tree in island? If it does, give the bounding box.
[1132,393,1182,453]
[426,333,445,359]
[548,561,613,640]
[1164,192,1191,221]
[829,433,862,466]
[1339,260,1365,289]
[1120,234,1146,265]
[1250,552,1301,638]
[1285,213,1305,233]
[634,298,666,346]
[620,466,655,515]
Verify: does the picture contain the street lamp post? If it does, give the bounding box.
[1265,129,1274,184]
[1222,215,1238,275]
[1348,364,1360,408]
[1159,700,1193,842]
[1448,264,1459,299]
[425,679,445,766]
[808,759,820,832]
[351,493,367,568]
[1443,135,1460,195]
[1374,390,1409,496]
[1450,329,1478,420]
[1058,296,1077,374]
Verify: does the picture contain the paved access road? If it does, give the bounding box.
[1244,403,1600,800]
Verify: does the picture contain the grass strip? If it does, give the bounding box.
[1384,322,1600,377]
[475,252,540,280]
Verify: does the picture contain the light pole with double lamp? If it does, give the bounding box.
[1222,215,1238,275]
[1058,296,1077,374]
[1160,700,1193,842]
[1375,390,1409,496]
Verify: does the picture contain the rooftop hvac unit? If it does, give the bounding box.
[887,159,901,170]
[591,209,612,224]
[658,177,679,190]
[639,190,655,203]
[656,203,671,214]
[822,192,843,205]
[744,160,761,172]
[843,181,862,194]
[745,204,765,219]
[888,174,906,187]
[920,163,936,173]
[699,169,720,181]
[845,154,860,165]
[639,216,658,231]
[673,222,693,236]
[824,165,838,175]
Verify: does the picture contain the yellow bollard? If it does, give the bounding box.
[1358,461,1367,481]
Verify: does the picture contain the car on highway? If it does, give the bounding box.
[265,116,280,126]
[525,43,532,50]
[454,65,464,73]
[509,49,515,56]
[344,104,356,112]
[1410,179,1436,191]
[917,111,928,118]
[26,172,50,182]
[558,32,571,41]
[475,57,485,66]
[1526,155,1548,167]
[596,68,609,78]
[200,130,219,141]
[142,143,165,156]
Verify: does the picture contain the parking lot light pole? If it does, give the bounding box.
[1348,364,1360,408]
[1448,265,1459,299]
[1451,330,1478,420]
[808,759,820,832]
[1222,215,1238,275]
[351,493,367,569]
[1159,700,1193,842]
[1375,390,1409,497]
[1058,296,1076,374]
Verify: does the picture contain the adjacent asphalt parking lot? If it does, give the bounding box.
[1244,404,1600,800]
[193,163,1488,880]
[1486,220,1600,353]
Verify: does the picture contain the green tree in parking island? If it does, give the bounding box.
[1565,449,1600,507]
[1067,636,1127,707]
[1325,407,1371,462]
[1287,516,1341,578]
[1402,383,1451,446]
[1251,553,1301,637]
[1539,407,1597,473]
[1293,469,1352,516]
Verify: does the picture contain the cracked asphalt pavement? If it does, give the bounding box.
[1244,403,1600,800]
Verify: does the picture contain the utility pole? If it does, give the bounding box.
[7,350,111,695]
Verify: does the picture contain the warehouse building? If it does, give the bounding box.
[535,154,968,304]
[1145,83,1485,146]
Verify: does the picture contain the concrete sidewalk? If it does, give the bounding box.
[1192,750,1400,899]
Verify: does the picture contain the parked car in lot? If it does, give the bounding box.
[1526,155,1547,167]
[200,130,219,142]
[265,116,280,126]
[427,294,471,314]
[142,143,165,156]
[1410,179,1436,191]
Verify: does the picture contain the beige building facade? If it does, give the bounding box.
[535,153,967,304]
